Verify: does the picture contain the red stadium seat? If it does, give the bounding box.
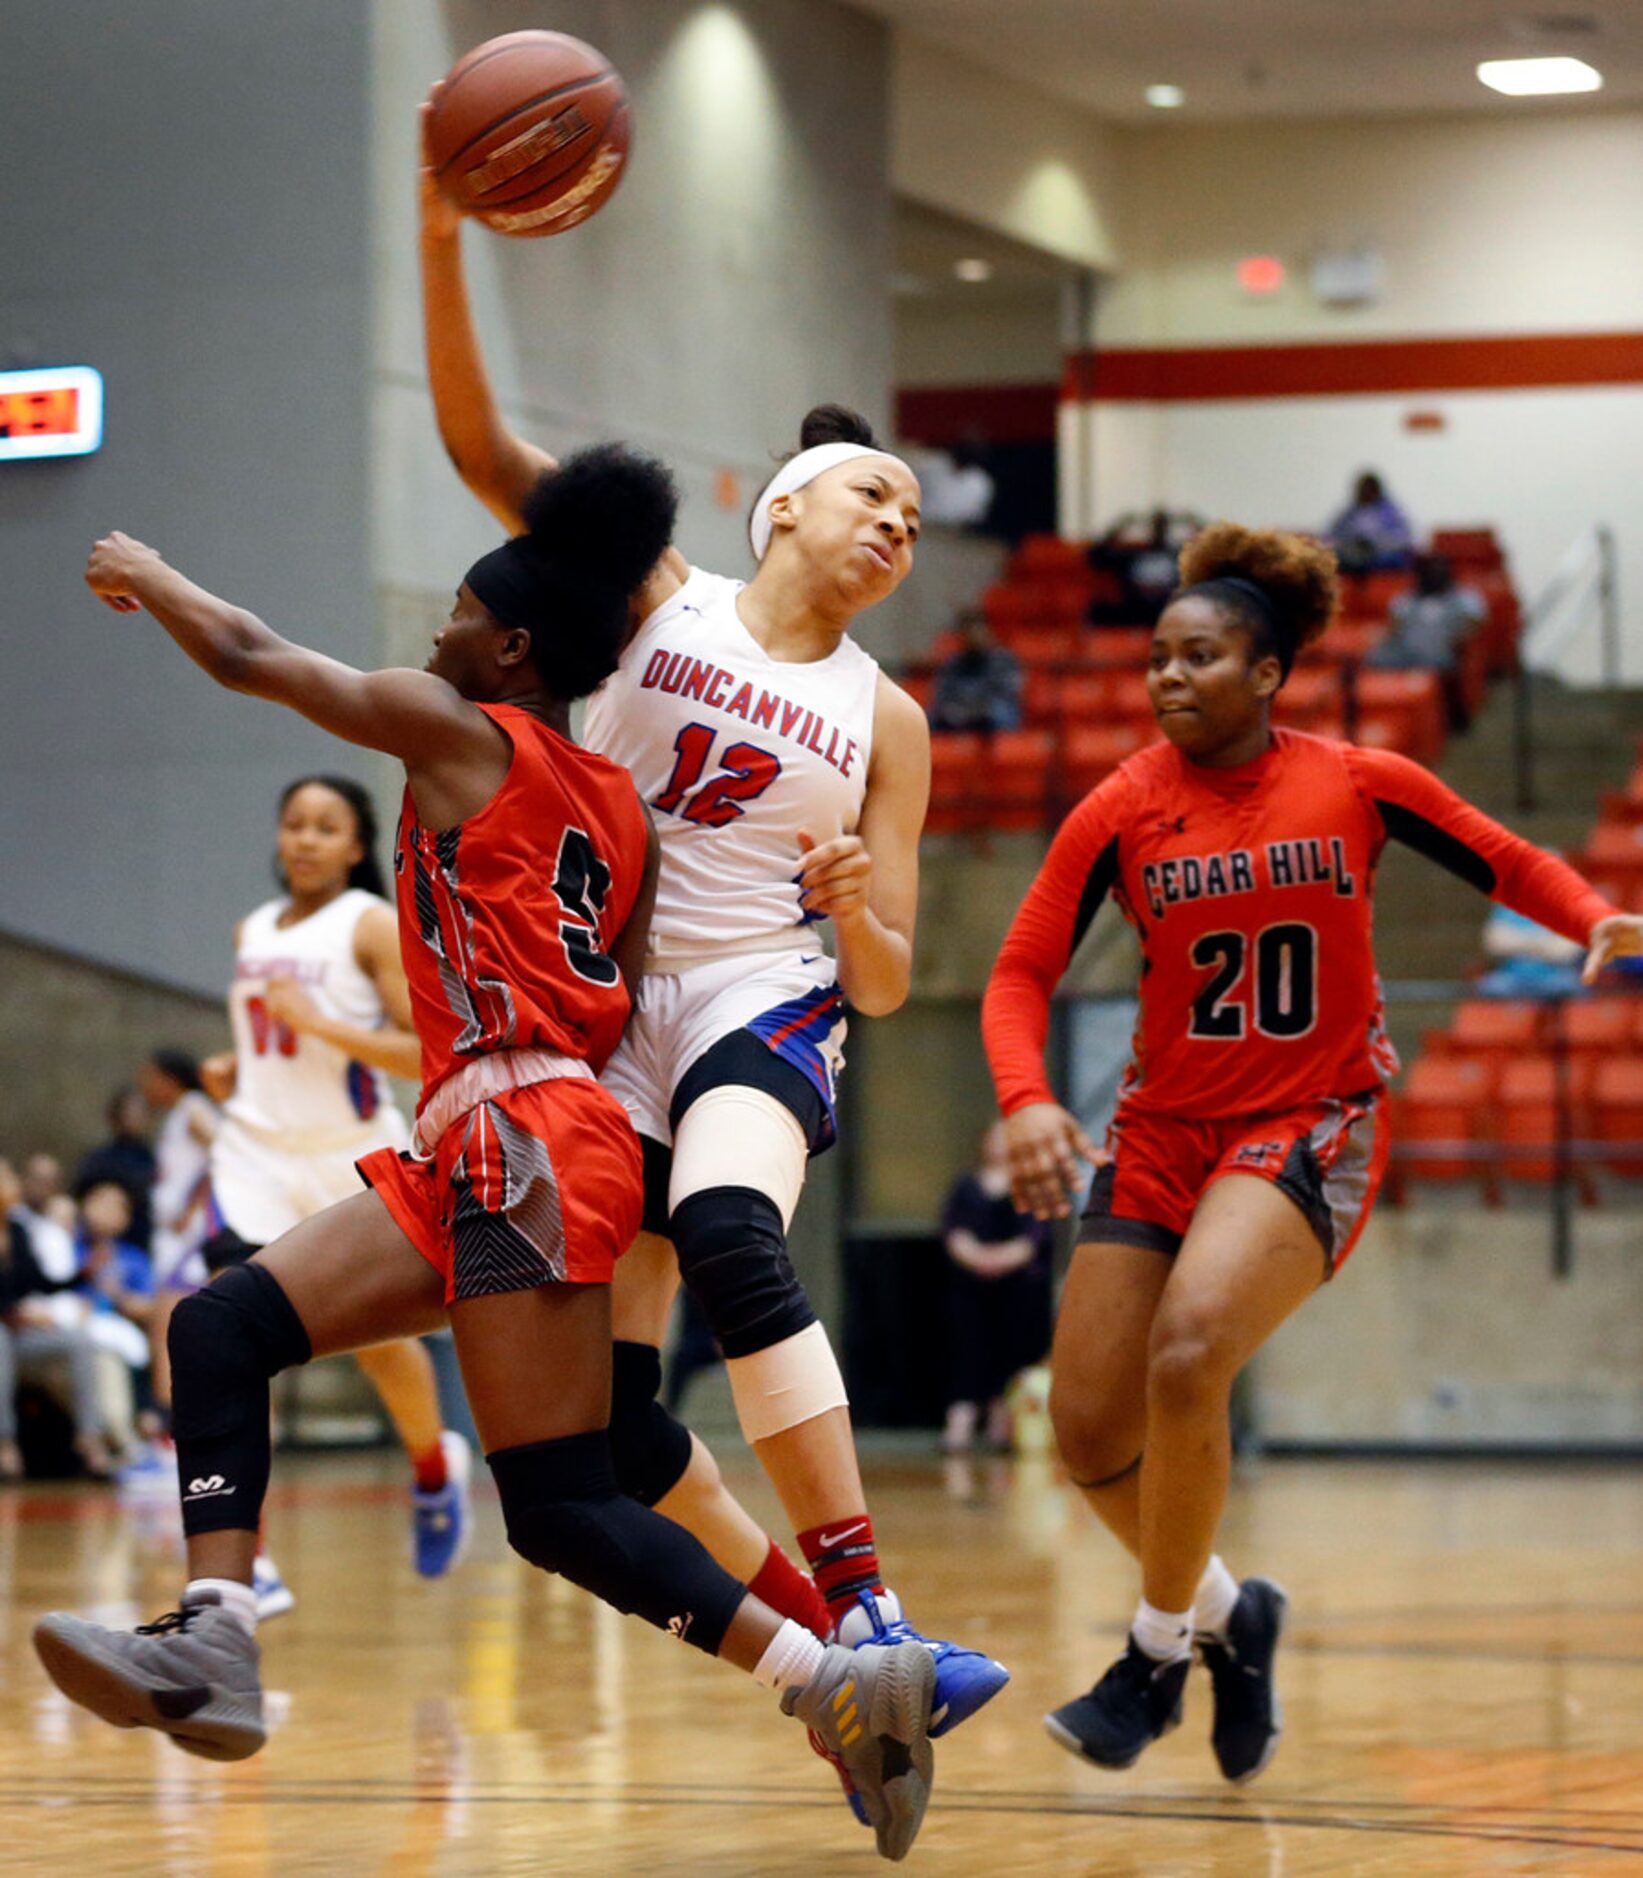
[1392,1055,1497,1197]
[1064,722,1147,798]
[1108,671,1154,723]
[976,729,1054,830]
[1273,667,1339,728]
[1496,1056,1596,1193]
[1549,996,1637,1061]
[1003,624,1082,665]
[982,585,1040,634]
[925,731,984,833]
[1590,1058,1643,1176]
[1086,627,1153,668]
[1338,570,1414,618]
[1009,534,1089,581]
[1051,670,1114,729]
[1580,825,1643,901]
[1430,528,1504,572]
[1354,669,1445,762]
[1447,999,1543,1072]
[900,669,934,715]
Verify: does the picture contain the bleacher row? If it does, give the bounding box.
[904,529,1522,835]
[1393,742,1643,1199]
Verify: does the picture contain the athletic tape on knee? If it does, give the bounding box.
[169,1262,311,1537]
[726,1320,848,1443]
[669,1186,815,1359]
[487,1430,746,1655]
[669,1086,808,1229]
[609,1340,693,1506]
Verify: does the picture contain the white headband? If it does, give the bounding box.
[748,442,914,562]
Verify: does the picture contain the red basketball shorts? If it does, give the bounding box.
[1079,1092,1389,1278]
[359,1077,642,1304]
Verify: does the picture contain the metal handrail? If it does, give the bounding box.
[1519,523,1619,683]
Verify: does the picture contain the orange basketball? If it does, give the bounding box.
[427,31,630,238]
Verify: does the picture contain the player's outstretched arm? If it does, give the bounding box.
[418,95,556,534]
[85,532,493,773]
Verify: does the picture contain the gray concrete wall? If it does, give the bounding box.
[1,0,376,995]
[371,0,895,610]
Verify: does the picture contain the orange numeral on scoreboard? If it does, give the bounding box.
[0,389,78,439]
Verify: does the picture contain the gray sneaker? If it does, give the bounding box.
[782,1640,935,1862]
[33,1590,265,1762]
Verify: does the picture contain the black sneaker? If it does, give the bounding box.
[1197,1576,1288,1784]
[1043,1635,1189,1769]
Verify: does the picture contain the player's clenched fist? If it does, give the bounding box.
[85,532,162,612]
[1003,1101,1103,1221]
[796,829,873,923]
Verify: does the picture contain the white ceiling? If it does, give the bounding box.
[853,1,1643,122]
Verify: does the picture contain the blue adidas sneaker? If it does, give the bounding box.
[412,1432,472,1579]
[838,1588,1010,1738]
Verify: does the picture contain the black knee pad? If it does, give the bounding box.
[487,1430,744,1656]
[668,1186,815,1361]
[169,1262,311,1536]
[169,1263,312,1443]
[609,1341,693,1507]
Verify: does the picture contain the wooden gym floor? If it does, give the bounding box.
[3,1446,1641,1874]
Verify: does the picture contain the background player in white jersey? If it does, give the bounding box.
[418,115,1007,1755]
[202,776,471,1592]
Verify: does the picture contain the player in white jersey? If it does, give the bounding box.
[418,117,1008,1775]
[202,777,471,1588]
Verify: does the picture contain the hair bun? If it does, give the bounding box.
[1177,521,1338,656]
[798,403,877,451]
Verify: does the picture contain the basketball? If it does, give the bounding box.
[426,31,630,238]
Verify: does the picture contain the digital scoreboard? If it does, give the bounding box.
[0,366,104,461]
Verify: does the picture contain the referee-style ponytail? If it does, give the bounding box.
[1175,523,1338,680]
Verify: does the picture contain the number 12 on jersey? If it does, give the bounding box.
[653,724,782,828]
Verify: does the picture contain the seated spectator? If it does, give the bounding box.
[939,1122,1053,1454]
[12,1153,78,1283]
[1367,553,1486,729]
[1329,470,1415,572]
[1088,508,1204,625]
[931,614,1024,733]
[0,1158,111,1480]
[1476,905,1584,997]
[72,1086,156,1251]
[74,1182,155,1458]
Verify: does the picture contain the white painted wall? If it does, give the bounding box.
[895,293,1064,389]
[1102,109,1643,345]
[373,0,896,604]
[1056,108,1643,678]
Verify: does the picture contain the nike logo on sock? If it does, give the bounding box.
[817,1523,869,1550]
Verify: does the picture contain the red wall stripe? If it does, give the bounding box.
[895,382,1060,446]
[1065,331,1643,402]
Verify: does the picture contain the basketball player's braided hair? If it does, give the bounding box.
[1176,522,1338,678]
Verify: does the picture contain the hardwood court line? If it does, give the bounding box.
[6,1777,1642,1856]
[1289,1639,1643,1668]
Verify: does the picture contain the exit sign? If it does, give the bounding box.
[0,366,103,461]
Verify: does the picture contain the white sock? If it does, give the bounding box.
[1195,1555,1241,1638]
[184,1577,258,1638]
[751,1618,828,1692]
[1131,1597,1194,1664]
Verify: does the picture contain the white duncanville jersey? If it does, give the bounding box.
[224,890,406,1146]
[584,567,881,958]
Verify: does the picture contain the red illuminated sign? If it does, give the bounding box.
[0,367,103,461]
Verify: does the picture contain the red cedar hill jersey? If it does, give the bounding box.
[984,730,1615,1122]
[395,704,649,1110]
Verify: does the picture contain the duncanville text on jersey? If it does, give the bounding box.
[637,649,861,779]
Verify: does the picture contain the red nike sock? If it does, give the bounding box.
[798,1516,884,1629]
[749,1539,833,1641]
[412,1440,448,1494]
